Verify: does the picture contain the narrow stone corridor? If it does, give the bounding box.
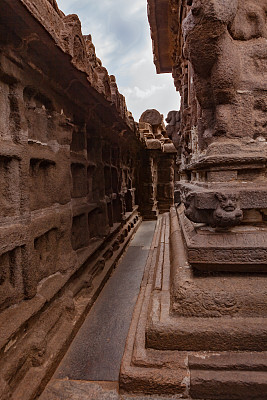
[1,1,267,399]
[39,221,175,400]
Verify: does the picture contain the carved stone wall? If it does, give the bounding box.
[0,1,142,399]
[120,1,267,399]
[156,0,267,235]
[170,0,267,167]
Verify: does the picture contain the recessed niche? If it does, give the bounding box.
[88,208,106,238]
[0,80,11,140]
[238,168,263,182]
[0,156,20,217]
[102,144,110,163]
[111,147,119,166]
[104,166,112,195]
[87,136,101,162]
[90,167,104,201]
[71,163,87,198]
[29,158,56,210]
[71,214,89,250]
[9,85,21,140]
[0,246,25,312]
[71,126,86,152]
[34,228,59,282]
[111,167,119,193]
[24,86,54,143]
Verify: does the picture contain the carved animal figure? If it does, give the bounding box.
[184,191,243,228]
[183,0,267,146]
[213,192,243,228]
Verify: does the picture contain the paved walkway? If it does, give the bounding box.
[39,221,178,400]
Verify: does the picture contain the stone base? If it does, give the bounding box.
[120,215,189,396]
[120,210,267,399]
[179,204,267,272]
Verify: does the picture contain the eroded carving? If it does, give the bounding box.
[34,229,59,282]
[174,282,240,317]
[213,192,243,228]
[47,0,64,16]
[165,110,182,153]
[183,0,267,146]
[185,191,243,228]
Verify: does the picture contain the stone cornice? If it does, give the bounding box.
[147,0,183,74]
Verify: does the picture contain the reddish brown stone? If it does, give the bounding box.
[0,0,148,398]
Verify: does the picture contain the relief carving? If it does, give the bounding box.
[62,14,87,70]
[173,282,240,317]
[188,248,267,264]
[184,191,243,228]
[213,192,243,228]
[182,0,267,146]
[165,110,182,154]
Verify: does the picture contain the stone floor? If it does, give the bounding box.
[39,379,181,400]
[39,221,179,400]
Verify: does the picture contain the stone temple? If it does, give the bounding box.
[0,1,266,399]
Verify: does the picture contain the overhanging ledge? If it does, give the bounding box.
[147,0,173,73]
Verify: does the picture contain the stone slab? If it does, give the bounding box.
[54,221,156,382]
[179,182,267,210]
[190,370,267,400]
[40,379,182,400]
[178,206,267,271]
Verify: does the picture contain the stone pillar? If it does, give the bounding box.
[138,146,159,220]
[157,151,175,213]
[138,110,177,219]
[175,0,267,272]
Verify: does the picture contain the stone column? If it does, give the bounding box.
[138,110,177,219]
[175,0,267,272]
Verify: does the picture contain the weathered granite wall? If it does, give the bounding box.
[0,1,142,399]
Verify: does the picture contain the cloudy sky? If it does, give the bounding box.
[56,0,180,121]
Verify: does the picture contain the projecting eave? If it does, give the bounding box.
[147,0,181,74]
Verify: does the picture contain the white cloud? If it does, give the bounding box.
[56,0,180,120]
[124,85,167,99]
[127,0,145,15]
